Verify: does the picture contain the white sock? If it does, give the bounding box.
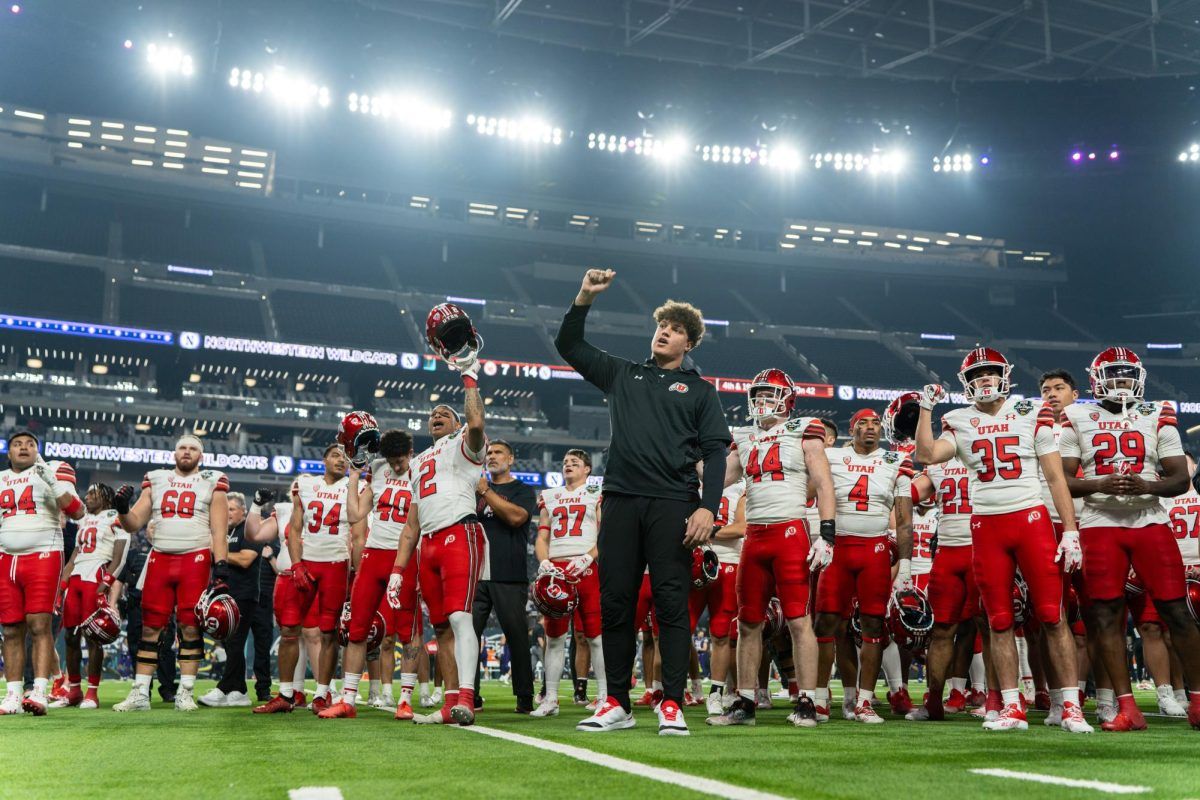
[180,675,195,691]
[343,673,361,702]
[1016,636,1031,680]
[33,677,48,695]
[419,681,431,697]
[369,678,381,696]
[544,635,567,702]
[448,611,479,689]
[381,681,393,699]
[949,677,968,693]
[738,689,755,701]
[294,644,309,688]
[1097,688,1115,707]
[316,683,330,700]
[1157,684,1174,700]
[1175,688,1186,703]
[1050,688,1064,706]
[1061,687,1080,706]
[400,673,417,702]
[969,652,985,690]
[5,684,19,698]
[279,681,294,699]
[1001,688,1021,707]
[816,687,830,708]
[844,686,857,705]
[691,677,703,694]
[652,680,663,693]
[881,641,903,692]
[135,674,152,694]
[588,635,607,700]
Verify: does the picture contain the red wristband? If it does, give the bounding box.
[63,496,83,517]
[462,375,477,389]
[390,564,405,576]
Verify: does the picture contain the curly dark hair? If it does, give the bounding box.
[379,429,414,458]
[653,300,706,347]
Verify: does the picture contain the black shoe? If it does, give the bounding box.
[789,695,817,728]
[514,696,533,714]
[705,697,756,727]
[474,693,485,711]
[159,692,176,703]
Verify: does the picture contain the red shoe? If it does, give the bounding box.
[887,687,914,715]
[1034,690,1051,711]
[253,694,295,714]
[450,700,476,726]
[684,691,702,707]
[944,688,968,713]
[22,694,48,716]
[1101,710,1147,732]
[293,691,306,708]
[50,675,67,700]
[966,689,987,708]
[394,700,415,721]
[317,700,357,719]
[634,690,657,707]
[311,695,330,715]
[1188,700,1200,730]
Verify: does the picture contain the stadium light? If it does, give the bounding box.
[146,43,194,77]
[761,145,802,171]
[350,92,451,130]
[932,152,974,173]
[812,150,905,174]
[699,143,762,166]
[468,113,562,145]
[230,67,330,109]
[1178,143,1199,163]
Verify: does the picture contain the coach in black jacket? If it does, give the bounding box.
[555,267,731,734]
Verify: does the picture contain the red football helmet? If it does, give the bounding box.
[1089,347,1145,406]
[196,588,241,641]
[1124,569,1145,597]
[531,568,578,619]
[691,546,720,589]
[764,597,785,638]
[1011,572,1030,625]
[336,601,387,651]
[747,368,795,421]
[888,587,933,650]
[1186,578,1200,625]
[80,601,121,645]
[426,302,484,367]
[882,391,921,444]
[337,410,380,469]
[958,347,1013,403]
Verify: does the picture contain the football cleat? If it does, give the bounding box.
[755,688,772,710]
[887,687,914,715]
[684,690,702,707]
[657,699,689,736]
[944,688,968,713]
[705,692,724,716]
[1044,704,1064,726]
[1095,703,1117,725]
[198,688,228,708]
[855,698,885,725]
[1187,700,1200,730]
[253,694,294,714]
[430,687,443,705]
[1158,694,1187,717]
[0,694,25,715]
[1060,702,1093,734]
[1034,690,1052,711]
[634,689,657,707]
[50,676,67,701]
[49,686,83,709]
[174,688,198,712]
[450,703,475,726]
[814,704,830,723]
[311,695,331,715]
[706,697,756,726]
[574,691,590,707]
[789,695,818,728]
[414,707,453,724]
[393,700,415,721]
[113,688,151,712]
[80,695,99,710]
[842,696,858,721]
[1101,710,1147,732]
[22,691,48,716]
[317,700,357,719]
[966,688,987,708]
[906,704,941,722]
[982,703,1028,731]
[419,692,436,708]
[530,699,560,718]
[585,697,600,711]
[577,696,636,732]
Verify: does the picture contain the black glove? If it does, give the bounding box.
[114,484,134,515]
[209,559,231,594]
[254,488,275,507]
[929,533,939,561]
[819,519,836,546]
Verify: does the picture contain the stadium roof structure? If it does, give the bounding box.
[374,0,1200,82]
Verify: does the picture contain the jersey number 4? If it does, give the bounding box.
[971,436,1022,482]
[376,488,412,524]
[746,443,783,483]
[848,475,871,512]
[0,485,35,518]
[306,501,343,534]
[551,504,587,537]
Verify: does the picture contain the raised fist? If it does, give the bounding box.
[919,383,947,411]
[114,485,134,515]
[254,488,275,507]
[580,268,616,296]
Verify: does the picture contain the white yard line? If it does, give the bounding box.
[460,724,792,800]
[970,768,1153,794]
[288,788,344,800]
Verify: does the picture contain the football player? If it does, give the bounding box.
[55,483,128,708]
[320,429,417,719]
[1060,348,1200,730]
[1166,453,1200,710]
[112,434,230,712]
[916,348,1090,733]
[532,449,605,718]
[706,368,836,728]
[815,408,914,724]
[0,431,85,715]
[387,390,488,725]
[704,478,746,715]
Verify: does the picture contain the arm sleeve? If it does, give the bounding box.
[696,388,734,516]
[1057,421,1081,459]
[554,304,624,393]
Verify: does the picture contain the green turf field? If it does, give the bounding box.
[1,681,1198,800]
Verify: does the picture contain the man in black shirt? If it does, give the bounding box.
[471,440,539,713]
[556,268,731,736]
[250,489,279,701]
[199,492,262,707]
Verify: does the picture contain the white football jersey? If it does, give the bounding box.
[538,482,602,559]
[711,480,746,564]
[292,474,351,563]
[826,447,913,537]
[911,507,937,575]
[273,501,295,571]
[409,427,486,536]
[366,460,415,551]
[71,509,128,579]
[1060,401,1184,529]
[731,417,825,525]
[0,461,77,554]
[1038,422,1084,524]
[142,468,228,554]
[1167,485,1200,566]
[923,459,974,548]
[938,397,1058,515]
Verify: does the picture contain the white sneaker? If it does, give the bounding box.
[430,688,443,705]
[656,699,688,736]
[79,698,99,710]
[705,692,724,715]
[48,695,72,709]
[1060,702,1093,734]
[905,705,931,721]
[113,687,151,712]
[577,697,636,732]
[224,691,251,707]
[842,697,857,721]
[755,688,772,710]
[1096,703,1117,725]
[372,694,395,710]
[855,699,885,725]
[175,688,199,712]
[198,688,228,707]
[1044,703,1063,726]
[0,694,24,715]
[530,699,560,718]
[1159,694,1187,717]
[982,703,1028,731]
[419,693,436,708]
